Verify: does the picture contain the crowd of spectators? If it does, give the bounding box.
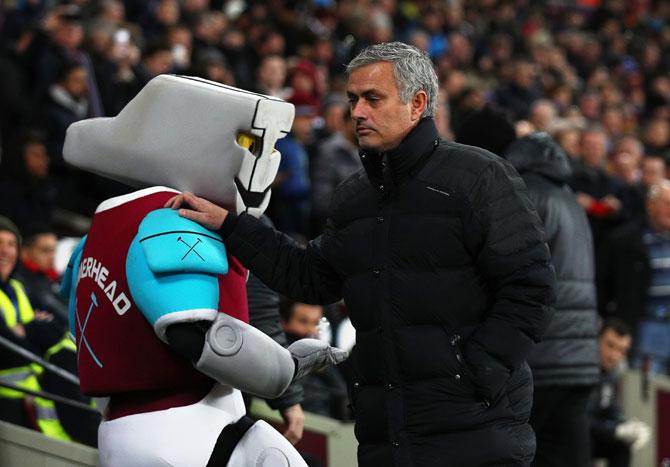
[0,0,669,460]
[0,0,667,237]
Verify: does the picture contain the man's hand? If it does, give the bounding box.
[34,310,54,322]
[11,323,26,338]
[165,191,229,231]
[280,403,305,445]
[288,339,348,381]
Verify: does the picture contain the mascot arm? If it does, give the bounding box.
[128,209,348,398]
[126,209,295,398]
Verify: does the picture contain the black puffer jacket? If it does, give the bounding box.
[221,119,555,466]
[504,133,599,388]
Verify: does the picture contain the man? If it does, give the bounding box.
[168,42,555,466]
[570,126,623,246]
[280,299,348,420]
[599,181,670,374]
[457,110,600,466]
[590,319,650,467]
[13,224,68,325]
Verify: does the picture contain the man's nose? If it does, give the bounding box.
[351,101,367,120]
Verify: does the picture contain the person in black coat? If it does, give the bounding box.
[168,42,555,467]
[458,110,600,467]
[13,224,68,326]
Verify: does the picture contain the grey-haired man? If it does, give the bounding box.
[169,42,555,467]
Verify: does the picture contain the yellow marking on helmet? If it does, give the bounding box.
[236,132,275,156]
[236,133,257,151]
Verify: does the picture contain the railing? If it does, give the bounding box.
[1,371,667,467]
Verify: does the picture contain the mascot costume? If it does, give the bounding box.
[60,75,347,466]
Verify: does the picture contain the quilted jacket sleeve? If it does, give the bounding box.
[220,213,343,306]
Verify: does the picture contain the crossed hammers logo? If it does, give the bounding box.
[177,236,205,261]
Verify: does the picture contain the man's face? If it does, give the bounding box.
[24,142,49,179]
[599,328,632,371]
[22,233,57,271]
[64,67,89,99]
[145,51,173,77]
[580,131,607,167]
[647,186,670,232]
[641,158,665,188]
[347,61,423,152]
[0,231,18,282]
[282,303,323,338]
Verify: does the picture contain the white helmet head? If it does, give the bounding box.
[63,75,295,217]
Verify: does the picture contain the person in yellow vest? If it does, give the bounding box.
[0,216,61,430]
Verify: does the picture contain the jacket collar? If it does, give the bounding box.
[359,117,440,187]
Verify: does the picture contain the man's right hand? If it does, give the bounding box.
[288,339,348,381]
[165,191,229,231]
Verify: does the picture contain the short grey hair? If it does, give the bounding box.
[346,42,439,118]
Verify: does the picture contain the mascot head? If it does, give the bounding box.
[63,75,295,218]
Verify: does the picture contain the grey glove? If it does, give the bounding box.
[288,339,348,381]
[615,419,651,450]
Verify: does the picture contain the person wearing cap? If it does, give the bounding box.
[167,42,555,467]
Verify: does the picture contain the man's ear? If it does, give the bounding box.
[410,90,428,121]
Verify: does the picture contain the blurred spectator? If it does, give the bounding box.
[287,59,322,110]
[192,50,235,85]
[279,299,348,421]
[0,0,670,245]
[601,104,625,140]
[553,124,583,163]
[0,131,56,230]
[311,108,361,234]
[254,54,289,99]
[166,24,192,73]
[529,99,558,133]
[642,118,670,160]
[135,40,173,88]
[571,126,624,245]
[494,59,540,120]
[271,97,314,239]
[590,319,650,467]
[35,62,89,172]
[599,181,670,374]
[641,156,667,188]
[455,105,516,156]
[33,5,103,118]
[13,224,68,325]
[313,95,348,144]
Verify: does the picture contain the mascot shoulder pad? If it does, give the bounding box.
[138,209,228,275]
